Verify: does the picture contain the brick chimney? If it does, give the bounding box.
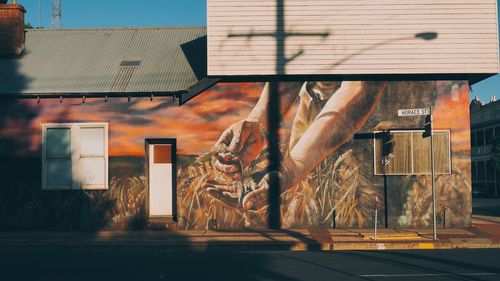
[0,1,26,56]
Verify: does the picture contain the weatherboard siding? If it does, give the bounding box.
[207,0,499,76]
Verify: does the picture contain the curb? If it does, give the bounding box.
[1,240,499,252]
[290,241,500,251]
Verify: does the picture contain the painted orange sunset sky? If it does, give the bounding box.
[9,83,264,156]
[1,81,470,157]
[434,82,471,152]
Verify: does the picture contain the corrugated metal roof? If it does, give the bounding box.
[0,27,207,96]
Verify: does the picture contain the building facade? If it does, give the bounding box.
[470,97,500,197]
[0,1,498,231]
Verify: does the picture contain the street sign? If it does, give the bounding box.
[397,108,430,116]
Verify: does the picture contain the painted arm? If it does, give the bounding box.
[242,81,387,210]
[212,82,301,177]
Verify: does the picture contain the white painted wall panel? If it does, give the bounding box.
[208,0,499,76]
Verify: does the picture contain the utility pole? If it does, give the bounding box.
[398,106,437,239]
[382,131,394,229]
[267,0,286,229]
[423,107,437,240]
[430,108,437,240]
[228,0,328,229]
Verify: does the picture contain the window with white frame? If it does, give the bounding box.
[42,123,108,190]
[374,130,451,175]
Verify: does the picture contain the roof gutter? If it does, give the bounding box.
[0,90,188,101]
[178,77,220,105]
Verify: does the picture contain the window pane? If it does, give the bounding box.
[80,157,105,186]
[81,127,104,156]
[495,127,500,138]
[478,161,485,181]
[472,162,477,182]
[47,158,71,187]
[487,160,495,181]
[485,128,493,145]
[46,128,70,157]
[477,130,484,146]
[486,183,495,196]
[471,131,476,147]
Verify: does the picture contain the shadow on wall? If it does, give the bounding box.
[0,52,43,229]
[0,50,146,231]
[0,54,35,151]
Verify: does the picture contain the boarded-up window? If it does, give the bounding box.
[374,132,412,175]
[375,130,451,175]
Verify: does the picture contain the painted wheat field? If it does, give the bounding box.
[177,149,471,230]
[177,149,379,230]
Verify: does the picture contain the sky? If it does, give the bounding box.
[15,0,500,104]
[19,0,207,28]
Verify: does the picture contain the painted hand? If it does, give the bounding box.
[241,173,273,211]
[213,119,265,180]
[204,174,271,211]
[241,157,299,211]
[202,179,240,208]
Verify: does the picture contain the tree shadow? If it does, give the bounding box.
[0,46,41,229]
[0,36,152,232]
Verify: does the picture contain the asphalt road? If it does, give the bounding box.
[1,248,499,281]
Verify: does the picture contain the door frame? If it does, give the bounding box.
[145,138,177,223]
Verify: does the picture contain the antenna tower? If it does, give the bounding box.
[51,0,61,29]
[38,0,42,29]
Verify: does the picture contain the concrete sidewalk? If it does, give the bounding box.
[1,218,500,251]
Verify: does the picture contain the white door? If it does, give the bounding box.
[148,143,174,222]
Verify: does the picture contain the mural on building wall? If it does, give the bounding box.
[177,81,471,229]
[0,81,471,230]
